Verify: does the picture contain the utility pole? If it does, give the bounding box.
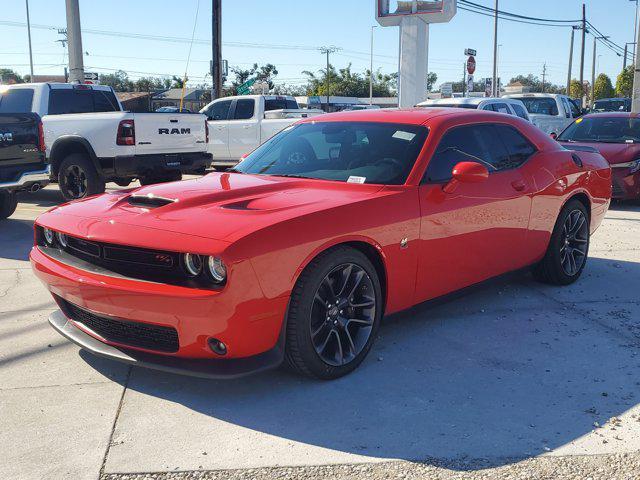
[632,0,640,112]
[591,36,608,106]
[492,0,498,96]
[211,0,222,100]
[25,0,34,81]
[65,0,84,83]
[369,26,377,105]
[624,43,629,69]
[542,63,547,93]
[462,62,467,97]
[579,3,586,107]
[633,0,639,65]
[320,46,339,110]
[567,27,575,96]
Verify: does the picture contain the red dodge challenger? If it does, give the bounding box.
[555,113,640,200]
[30,109,612,380]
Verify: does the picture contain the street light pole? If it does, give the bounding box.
[64,0,84,83]
[211,0,222,100]
[591,36,608,106]
[25,0,34,81]
[492,0,498,96]
[567,27,575,96]
[369,26,377,105]
[320,46,339,110]
[579,3,586,107]
[632,0,640,112]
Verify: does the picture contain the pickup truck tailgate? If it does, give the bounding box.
[0,113,46,184]
[133,113,207,154]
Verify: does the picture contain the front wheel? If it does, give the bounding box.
[0,190,18,219]
[533,199,590,285]
[58,154,105,201]
[285,246,382,380]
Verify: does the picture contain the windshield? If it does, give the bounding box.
[0,88,34,113]
[234,121,429,185]
[513,97,558,116]
[593,100,629,112]
[557,116,640,143]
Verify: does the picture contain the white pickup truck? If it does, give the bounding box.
[0,83,211,200]
[503,93,584,136]
[200,95,323,168]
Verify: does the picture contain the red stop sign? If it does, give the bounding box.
[467,56,476,75]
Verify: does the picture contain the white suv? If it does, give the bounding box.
[417,97,531,122]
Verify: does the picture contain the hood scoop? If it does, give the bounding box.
[127,193,177,209]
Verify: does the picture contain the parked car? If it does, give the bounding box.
[0,113,49,219]
[200,95,323,168]
[592,98,631,113]
[417,97,530,121]
[503,93,583,135]
[0,83,211,200]
[155,106,193,113]
[556,112,640,199]
[31,108,611,380]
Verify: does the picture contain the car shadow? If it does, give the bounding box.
[80,256,640,470]
[16,187,64,208]
[0,218,36,261]
[609,199,640,212]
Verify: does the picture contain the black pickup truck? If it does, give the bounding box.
[0,113,50,219]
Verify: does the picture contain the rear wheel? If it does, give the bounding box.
[58,154,105,201]
[139,171,182,186]
[533,199,590,285]
[0,191,18,219]
[285,246,382,380]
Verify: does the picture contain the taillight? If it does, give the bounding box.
[116,120,135,146]
[37,120,45,152]
[205,120,209,144]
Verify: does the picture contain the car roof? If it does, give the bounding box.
[299,107,520,126]
[583,112,640,119]
[418,97,520,106]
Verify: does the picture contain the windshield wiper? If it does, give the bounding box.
[226,168,244,174]
[267,173,314,179]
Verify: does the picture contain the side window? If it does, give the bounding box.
[206,100,232,121]
[92,90,119,112]
[481,103,495,111]
[0,88,34,113]
[424,124,509,182]
[561,97,572,118]
[233,99,255,120]
[492,103,510,114]
[495,125,536,168]
[568,99,581,118]
[511,103,529,120]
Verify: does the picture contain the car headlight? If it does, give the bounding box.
[56,232,69,248]
[43,228,55,245]
[207,256,226,283]
[629,159,640,174]
[183,253,203,276]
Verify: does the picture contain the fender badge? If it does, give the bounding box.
[400,237,408,249]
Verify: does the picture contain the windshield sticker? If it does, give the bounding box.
[347,176,366,184]
[392,130,416,141]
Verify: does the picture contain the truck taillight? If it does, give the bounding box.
[116,120,135,146]
[205,120,209,144]
[37,120,45,152]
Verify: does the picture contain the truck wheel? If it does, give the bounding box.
[139,172,182,186]
[0,191,18,220]
[113,178,132,187]
[58,154,105,201]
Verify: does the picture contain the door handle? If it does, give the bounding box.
[511,180,526,192]
[242,125,251,129]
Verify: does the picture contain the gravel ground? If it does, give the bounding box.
[101,453,640,480]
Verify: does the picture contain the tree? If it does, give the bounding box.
[0,68,24,84]
[134,76,164,92]
[170,76,185,89]
[509,74,563,94]
[230,63,279,94]
[569,79,584,99]
[303,64,396,97]
[616,65,634,98]
[99,70,133,92]
[593,73,615,100]
[427,72,438,92]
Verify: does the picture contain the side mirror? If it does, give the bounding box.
[550,132,558,140]
[443,161,489,193]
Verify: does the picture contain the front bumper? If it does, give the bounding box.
[0,164,51,191]
[114,152,212,177]
[49,309,283,379]
[611,165,640,200]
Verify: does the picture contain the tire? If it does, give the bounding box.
[139,171,182,186]
[533,199,590,285]
[113,178,132,187]
[284,246,383,380]
[0,190,18,219]
[58,154,105,201]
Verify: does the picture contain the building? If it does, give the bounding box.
[503,82,531,95]
[151,88,210,112]
[117,92,153,112]
[295,96,398,111]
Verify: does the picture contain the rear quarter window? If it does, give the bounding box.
[0,88,34,113]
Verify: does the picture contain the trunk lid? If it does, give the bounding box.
[132,113,207,154]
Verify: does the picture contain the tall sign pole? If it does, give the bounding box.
[579,3,586,107]
[211,0,222,100]
[631,3,640,112]
[566,27,575,96]
[25,0,34,81]
[65,0,84,83]
[492,0,498,96]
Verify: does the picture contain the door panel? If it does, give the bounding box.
[228,99,260,159]
[203,99,232,160]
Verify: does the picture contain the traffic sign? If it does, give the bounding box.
[466,56,476,75]
[467,75,474,93]
[464,48,477,57]
[440,82,453,98]
[237,77,256,95]
[84,72,99,84]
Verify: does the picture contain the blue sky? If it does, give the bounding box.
[1,0,637,91]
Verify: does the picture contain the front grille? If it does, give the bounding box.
[57,297,179,353]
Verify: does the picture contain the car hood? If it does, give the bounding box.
[558,141,640,165]
[39,173,385,244]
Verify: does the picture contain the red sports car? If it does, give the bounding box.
[556,113,640,200]
[30,109,611,380]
